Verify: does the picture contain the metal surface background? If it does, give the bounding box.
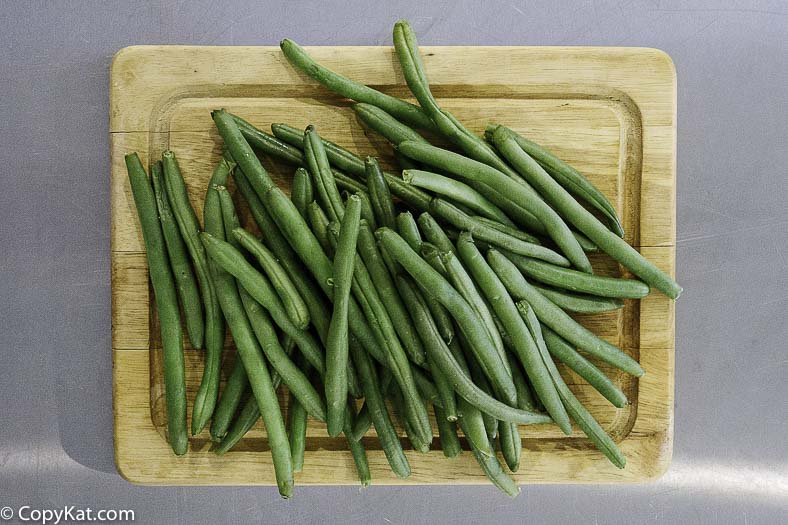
[1,1,786,523]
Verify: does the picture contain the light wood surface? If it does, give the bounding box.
[110,45,676,485]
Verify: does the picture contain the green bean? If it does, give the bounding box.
[498,419,522,473]
[125,153,188,455]
[396,211,422,251]
[357,221,426,366]
[214,111,386,388]
[392,20,525,185]
[213,394,256,455]
[488,249,644,377]
[518,301,625,468]
[344,400,372,486]
[532,284,624,314]
[335,171,369,195]
[417,212,455,254]
[305,125,345,223]
[233,228,311,329]
[279,38,436,131]
[507,354,539,412]
[486,124,624,237]
[388,380,431,453]
[327,223,433,446]
[377,228,518,405]
[349,371,393,441]
[395,150,420,171]
[210,356,248,442]
[350,337,411,478]
[347,190,377,231]
[573,230,598,252]
[434,407,462,458]
[306,201,334,255]
[287,355,309,472]
[291,167,313,219]
[395,275,458,420]
[437,247,510,380]
[150,161,204,350]
[397,140,591,272]
[404,170,515,226]
[232,114,304,165]
[459,335,499,443]
[203,174,292,497]
[325,195,361,436]
[490,125,681,298]
[352,102,430,146]
[504,252,650,299]
[237,285,327,422]
[447,339,494,458]
[472,216,541,245]
[470,446,521,497]
[542,326,628,408]
[366,157,397,229]
[455,233,571,434]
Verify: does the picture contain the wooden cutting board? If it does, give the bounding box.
[110,45,676,485]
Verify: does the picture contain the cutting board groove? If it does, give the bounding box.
[111,45,676,485]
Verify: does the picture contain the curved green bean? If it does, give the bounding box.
[233,227,311,329]
[325,195,361,436]
[486,124,624,237]
[488,249,644,377]
[210,356,248,442]
[125,153,187,455]
[280,38,436,131]
[397,140,591,272]
[490,125,681,298]
[455,233,571,434]
[531,284,624,314]
[365,157,396,229]
[503,251,650,299]
[404,170,515,226]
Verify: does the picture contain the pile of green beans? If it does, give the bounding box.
[123,19,680,498]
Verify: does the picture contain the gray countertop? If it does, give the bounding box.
[1,1,786,523]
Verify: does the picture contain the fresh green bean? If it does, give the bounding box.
[335,171,369,195]
[357,221,426,366]
[210,356,248,442]
[532,284,624,314]
[349,370,393,441]
[214,111,387,387]
[486,124,624,237]
[327,223,433,446]
[125,153,188,455]
[488,249,644,377]
[498,419,522,473]
[350,337,411,478]
[437,248,510,379]
[397,140,591,272]
[213,394,256,455]
[459,335,499,443]
[394,275,458,421]
[434,407,462,458]
[271,122,365,178]
[455,233,571,434]
[417,212,455,254]
[517,301,625,468]
[573,230,598,252]
[392,20,525,185]
[403,170,515,226]
[305,125,345,223]
[232,114,304,165]
[237,285,327,422]
[279,38,436,131]
[366,157,397,229]
[470,446,521,497]
[352,102,430,146]
[306,201,334,255]
[233,228,311,329]
[387,380,431,453]
[291,167,313,219]
[344,401,372,486]
[472,216,541,245]
[377,228,517,405]
[396,211,422,251]
[395,150,420,171]
[325,195,361,436]
[504,252,650,299]
[203,173,292,498]
[448,339,494,458]
[150,161,204,350]
[542,326,628,408]
[348,190,377,231]
[287,355,309,472]
[507,354,539,412]
[491,125,681,298]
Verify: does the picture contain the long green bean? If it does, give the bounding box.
[490,125,681,298]
[365,157,397,229]
[504,251,650,299]
[531,284,624,314]
[473,216,541,245]
[287,353,310,472]
[271,122,365,177]
[542,326,628,408]
[305,125,345,222]
[455,233,571,434]
[325,195,361,436]
[352,102,430,146]
[434,408,462,458]
[280,38,436,131]
[507,354,539,412]
[125,153,188,455]
[448,339,495,458]
[488,249,644,377]
[486,124,624,237]
[517,301,625,468]
[210,356,248,442]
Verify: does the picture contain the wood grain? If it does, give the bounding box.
[110,45,676,485]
